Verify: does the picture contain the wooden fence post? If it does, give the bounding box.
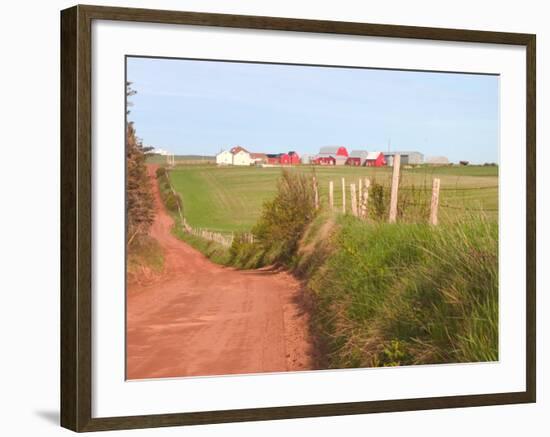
[350,183,358,216]
[329,181,334,210]
[361,178,370,218]
[313,176,319,210]
[388,154,401,223]
[342,177,346,213]
[358,179,362,202]
[430,178,441,225]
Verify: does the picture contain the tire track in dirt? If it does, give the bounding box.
[126,165,313,379]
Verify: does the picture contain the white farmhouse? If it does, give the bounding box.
[215,150,233,165]
[215,146,255,166]
[232,150,252,166]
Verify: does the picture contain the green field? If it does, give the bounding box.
[168,165,498,233]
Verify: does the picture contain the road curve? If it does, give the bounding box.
[126,165,313,379]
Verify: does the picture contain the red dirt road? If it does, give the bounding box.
[126,166,313,379]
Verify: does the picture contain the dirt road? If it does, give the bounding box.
[126,166,313,379]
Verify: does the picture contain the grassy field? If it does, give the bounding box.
[168,164,498,233]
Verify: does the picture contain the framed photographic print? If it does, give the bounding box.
[60,4,536,432]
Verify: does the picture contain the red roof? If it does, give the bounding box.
[230,146,249,154]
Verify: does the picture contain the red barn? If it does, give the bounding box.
[266,154,280,165]
[319,146,348,157]
[279,153,291,165]
[364,152,386,167]
[314,156,336,165]
[346,150,369,166]
[288,151,300,165]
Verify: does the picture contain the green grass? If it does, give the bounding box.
[302,213,498,368]
[168,164,498,233]
[172,225,232,265]
[408,164,498,177]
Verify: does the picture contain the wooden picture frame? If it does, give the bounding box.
[61,4,536,432]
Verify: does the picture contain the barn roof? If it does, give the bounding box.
[366,151,383,160]
[230,146,249,154]
[383,151,423,156]
[250,152,267,159]
[319,146,341,154]
[349,150,369,158]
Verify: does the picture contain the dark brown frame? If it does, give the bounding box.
[61,4,536,432]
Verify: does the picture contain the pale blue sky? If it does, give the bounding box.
[126,57,499,163]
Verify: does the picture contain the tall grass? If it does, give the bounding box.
[127,235,165,286]
[306,214,498,368]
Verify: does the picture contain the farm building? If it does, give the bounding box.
[232,150,253,166]
[364,151,386,167]
[279,153,291,165]
[250,152,268,165]
[215,150,234,165]
[384,151,424,166]
[266,154,280,165]
[216,146,253,166]
[314,155,336,165]
[335,156,348,166]
[145,147,170,156]
[262,151,300,165]
[319,146,349,157]
[313,146,349,166]
[288,151,300,165]
[346,150,369,166]
[300,154,314,164]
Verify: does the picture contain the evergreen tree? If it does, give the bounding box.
[126,83,155,245]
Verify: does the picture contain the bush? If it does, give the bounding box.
[229,233,266,269]
[164,191,182,213]
[250,169,317,265]
[156,166,167,179]
[369,181,387,221]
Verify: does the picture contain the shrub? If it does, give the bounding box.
[229,233,266,269]
[164,191,182,212]
[155,166,167,179]
[369,181,387,221]
[251,169,317,265]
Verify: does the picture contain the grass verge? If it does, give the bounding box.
[171,224,232,265]
[127,236,165,286]
[302,213,498,368]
